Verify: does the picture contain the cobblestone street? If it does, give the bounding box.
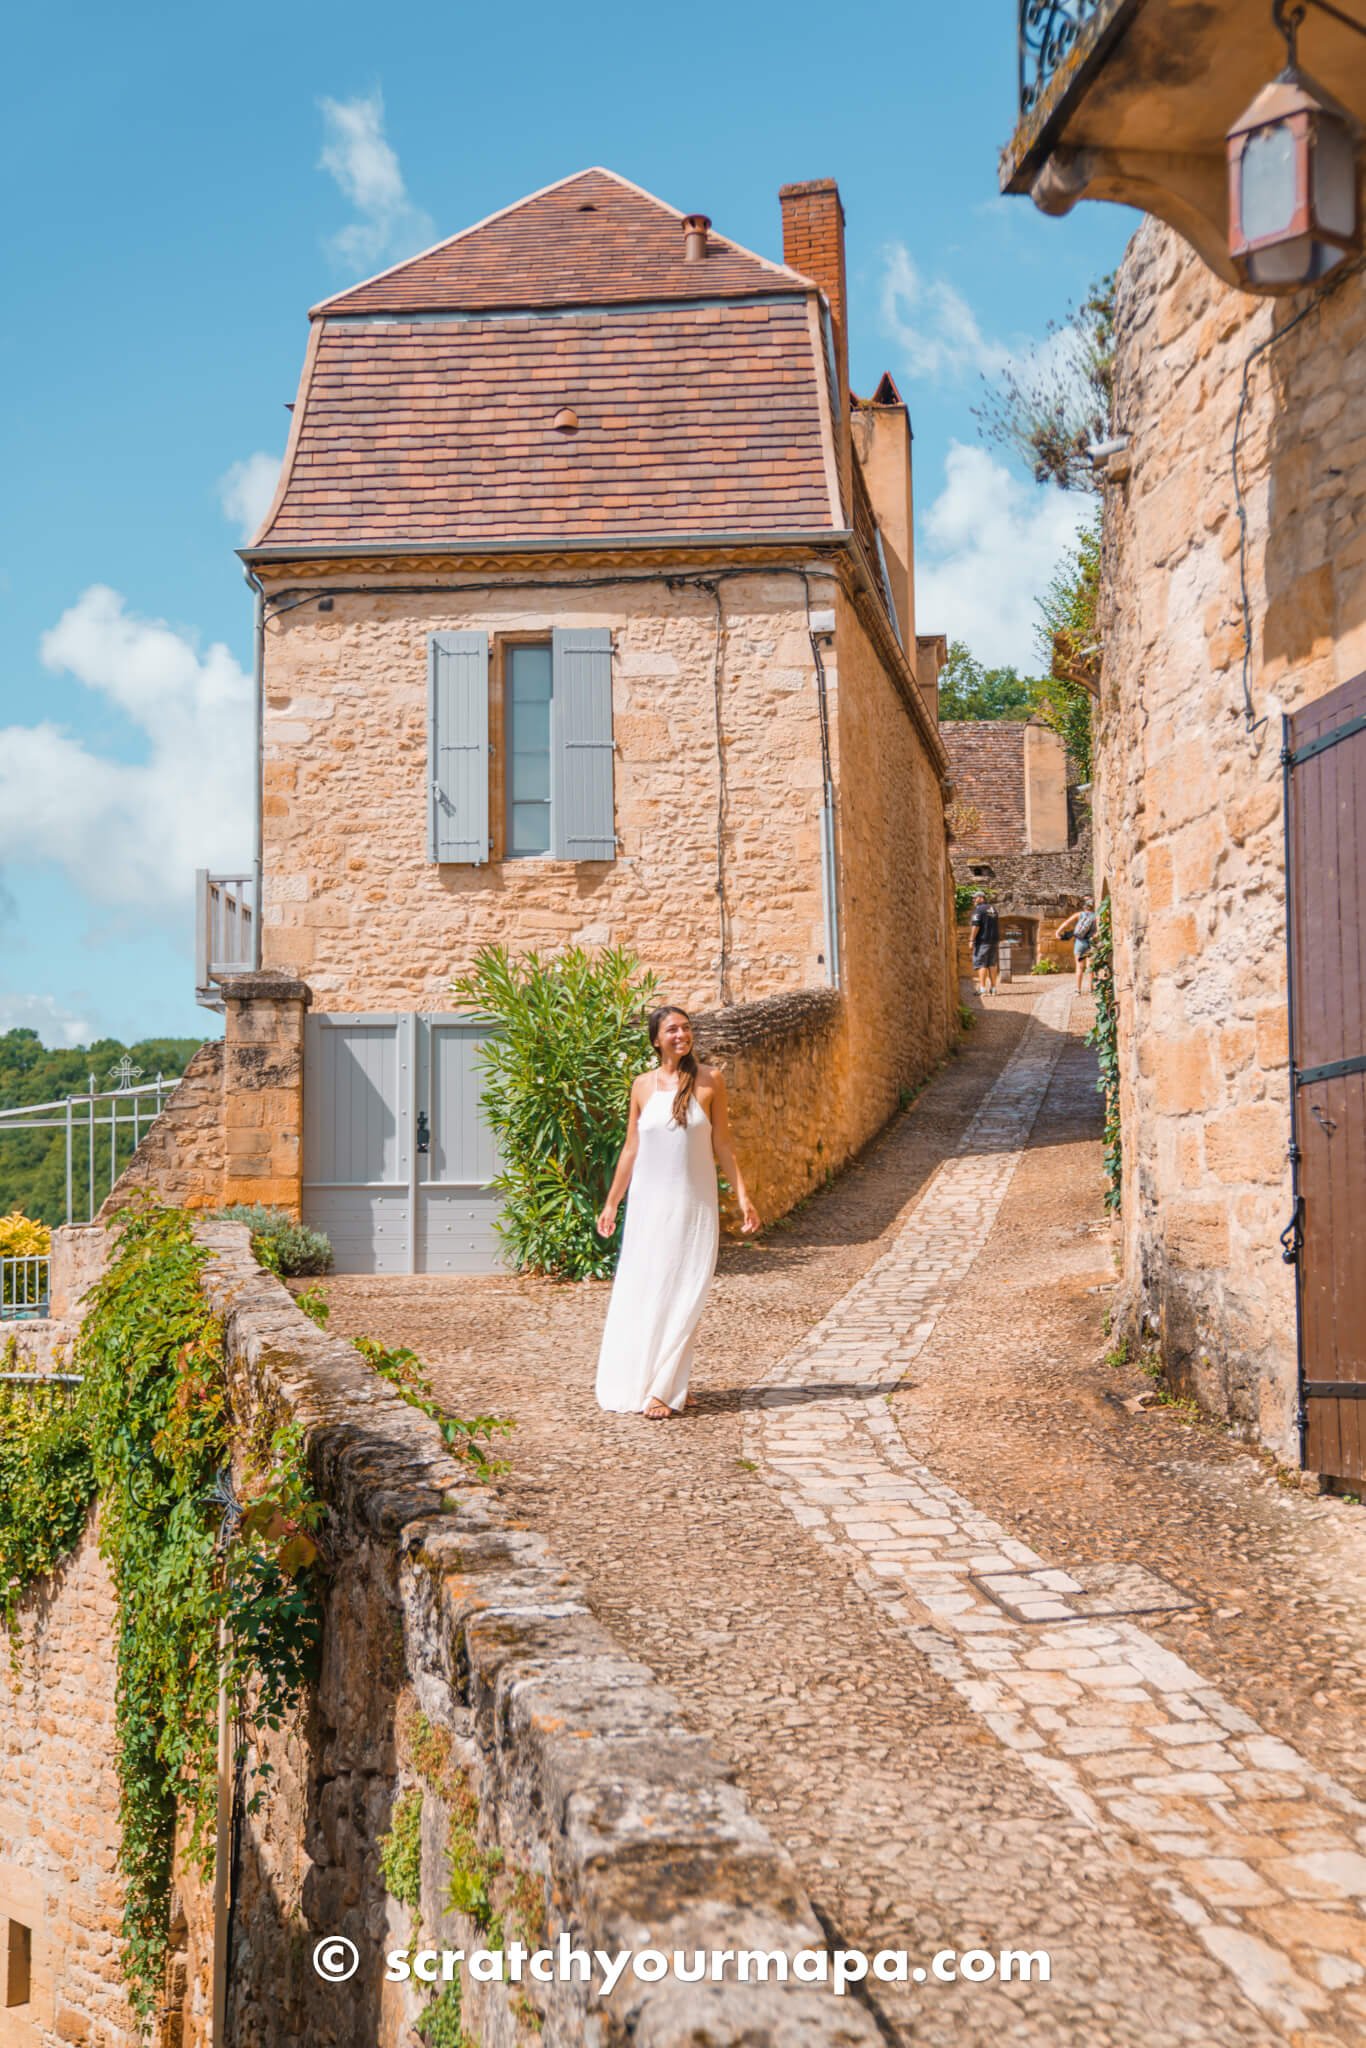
[318,985,1366,2048]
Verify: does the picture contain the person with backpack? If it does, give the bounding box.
[1057,902,1099,993]
[969,893,1000,997]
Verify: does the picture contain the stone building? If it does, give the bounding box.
[941,719,1092,976]
[178,167,956,1269]
[998,0,1366,1484]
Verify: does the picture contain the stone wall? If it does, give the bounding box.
[100,1040,226,1214]
[950,838,1094,977]
[1096,218,1366,1459]
[102,975,310,1224]
[692,989,843,1223]
[828,589,959,1122]
[0,1506,139,2048]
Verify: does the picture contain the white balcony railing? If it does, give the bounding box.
[195,868,259,1008]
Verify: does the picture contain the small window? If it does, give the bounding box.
[505,643,552,858]
[5,1919,31,2007]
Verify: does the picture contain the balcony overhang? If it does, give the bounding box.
[1001,0,1366,287]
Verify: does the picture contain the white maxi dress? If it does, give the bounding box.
[595,1081,720,1413]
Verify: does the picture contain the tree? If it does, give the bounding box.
[974,274,1115,494]
[1029,518,1100,781]
[0,1030,207,1225]
[938,642,1040,722]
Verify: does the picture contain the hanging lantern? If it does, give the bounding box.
[1227,3,1361,290]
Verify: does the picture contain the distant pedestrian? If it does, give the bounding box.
[1057,903,1099,993]
[969,893,1000,997]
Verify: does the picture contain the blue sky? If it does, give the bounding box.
[0,0,1134,1047]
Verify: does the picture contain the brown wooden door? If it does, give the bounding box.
[1286,671,1366,1485]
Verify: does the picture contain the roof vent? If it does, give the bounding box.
[578,202,598,212]
[552,407,579,434]
[681,214,711,262]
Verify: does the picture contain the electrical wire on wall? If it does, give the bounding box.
[700,579,731,1007]
[1231,253,1364,737]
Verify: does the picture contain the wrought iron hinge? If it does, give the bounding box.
[1279,1196,1304,1265]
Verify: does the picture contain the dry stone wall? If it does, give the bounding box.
[0,1508,139,2048]
[1096,218,1366,1459]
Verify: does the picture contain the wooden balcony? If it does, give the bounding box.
[195,868,259,1010]
[1002,0,1366,286]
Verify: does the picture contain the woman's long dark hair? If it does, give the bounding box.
[648,1006,699,1128]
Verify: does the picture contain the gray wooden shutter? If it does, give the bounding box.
[428,632,489,863]
[551,628,615,861]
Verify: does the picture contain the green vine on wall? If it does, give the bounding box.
[1086,899,1122,1211]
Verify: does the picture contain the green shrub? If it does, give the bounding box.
[216,1205,333,1277]
[953,883,977,925]
[449,945,659,1280]
[958,1003,975,1032]
[1030,956,1062,975]
[417,1982,466,2048]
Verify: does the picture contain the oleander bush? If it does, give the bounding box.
[450,945,659,1280]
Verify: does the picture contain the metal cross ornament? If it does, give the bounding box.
[107,1055,144,1091]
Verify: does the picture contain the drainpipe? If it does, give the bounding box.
[803,584,842,992]
[244,568,265,971]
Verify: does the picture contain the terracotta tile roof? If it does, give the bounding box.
[254,299,836,550]
[313,168,813,316]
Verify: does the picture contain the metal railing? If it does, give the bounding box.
[196,867,259,1005]
[1,1254,50,1320]
[0,1069,172,1225]
[1019,0,1105,114]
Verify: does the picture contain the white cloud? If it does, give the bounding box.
[318,91,434,271]
[0,586,253,919]
[879,243,1016,383]
[0,991,95,1048]
[915,443,1087,672]
[218,451,281,540]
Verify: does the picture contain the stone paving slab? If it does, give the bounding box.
[970,1562,1198,1626]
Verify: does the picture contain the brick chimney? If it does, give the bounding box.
[780,179,850,516]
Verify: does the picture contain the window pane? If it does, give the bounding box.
[511,751,550,802]
[508,644,552,695]
[511,696,551,752]
[511,802,551,855]
[505,643,553,858]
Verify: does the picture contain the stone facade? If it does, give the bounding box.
[941,721,1092,979]
[1095,217,1366,1461]
[941,722,1070,857]
[0,1508,139,2048]
[255,564,956,1221]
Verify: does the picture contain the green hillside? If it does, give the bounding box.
[0,1029,210,1226]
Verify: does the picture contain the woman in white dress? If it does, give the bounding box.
[594,1006,760,1419]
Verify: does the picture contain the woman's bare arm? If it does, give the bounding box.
[706,1070,760,1234]
[596,1079,645,1237]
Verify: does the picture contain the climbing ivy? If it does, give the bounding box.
[0,1380,93,1647]
[1086,899,1122,1211]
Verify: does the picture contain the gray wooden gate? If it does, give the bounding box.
[303,1013,502,1275]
